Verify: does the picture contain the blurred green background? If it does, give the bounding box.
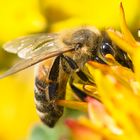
[0,0,140,140]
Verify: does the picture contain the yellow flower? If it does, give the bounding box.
[63,3,140,140]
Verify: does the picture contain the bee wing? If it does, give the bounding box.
[0,47,74,79]
[3,33,58,59]
[0,33,75,79]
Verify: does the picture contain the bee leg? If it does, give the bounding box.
[60,55,92,101]
[35,56,68,127]
[60,54,89,82]
[69,80,88,101]
[93,56,106,64]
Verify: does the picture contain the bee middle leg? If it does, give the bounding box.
[60,54,93,101]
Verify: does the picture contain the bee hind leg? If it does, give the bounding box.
[34,56,66,127]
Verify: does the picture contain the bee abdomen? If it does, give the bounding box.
[34,91,63,127]
[34,74,64,127]
[34,56,66,127]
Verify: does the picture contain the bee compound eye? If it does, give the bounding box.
[101,43,115,56]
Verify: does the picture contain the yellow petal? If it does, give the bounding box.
[133,47,140,83]
[120,3,136,47]
[66,119,101,140]
[106,29,133,56]
[56,100,88,112]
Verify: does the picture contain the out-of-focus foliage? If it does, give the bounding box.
[0,1,46,139]
[0,69,39,140]
[0,0,140,140]
[0,0,47,42]
[41,0,140,32]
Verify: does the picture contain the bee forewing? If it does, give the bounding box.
[3,33,58,59]
[18,39,60,59]
[0,47,74,79]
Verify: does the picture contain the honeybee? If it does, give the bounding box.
[0,27,133,127]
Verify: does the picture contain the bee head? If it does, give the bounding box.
[63,27,133,70]
[63,27,101,48]
[92,31,133,70]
